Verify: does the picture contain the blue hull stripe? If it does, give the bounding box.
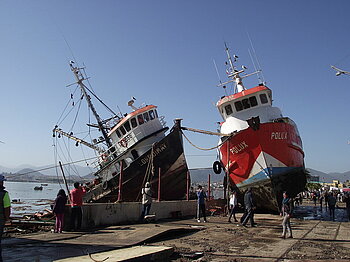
[236,166,301,187]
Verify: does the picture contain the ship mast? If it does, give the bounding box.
[69,61,113,148]
[218,43,261,94]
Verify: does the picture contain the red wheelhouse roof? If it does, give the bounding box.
[108,105,157,135]
[217,85,271,107]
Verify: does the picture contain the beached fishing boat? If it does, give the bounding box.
[213,45,307,211]
[53,62,189,202]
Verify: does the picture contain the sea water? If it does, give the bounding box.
[5,181,70,216]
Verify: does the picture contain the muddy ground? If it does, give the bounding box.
[3,200,350,261]
[152,201,350,261]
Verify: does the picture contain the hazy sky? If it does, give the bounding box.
[1,1,350,173]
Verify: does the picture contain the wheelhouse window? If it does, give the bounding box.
[143,112,150,122]
[154,110,158,118]
[123,121,131,132]
[260,93,268,104]
[149,110,155,120]
[116,129,122,138]
[137,114,144,125]
[249,96,258,107]
[224,104,233,115]
[234,101,243,112]
[234,96,258,112]
[131,117,137,128]
[120,126,126,135]
[242,98,250,109]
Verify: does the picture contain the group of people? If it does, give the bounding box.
[53,180,155,233]
[52,182,86,233]
[195,186,258,227]
[310,190,350,221]
[195,185,293,239]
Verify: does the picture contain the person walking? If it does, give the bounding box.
[280,192,293,239]
[70,182,86,231]
[196,185,207,223]
[312,192,317,207]
[319,193,324,211]
[344,193,350,221]
[241,188,256,227]
[328,192,337,221]
[324,191,329,210]
[53,189,67,233]
[141,182,152,220]
[228,190,238,223]
[0,175,10,262]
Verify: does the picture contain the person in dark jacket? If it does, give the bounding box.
[344,193,350,221]
[196,185,207,222]
[280,191,293,238]
[241,188,256,227]
[53,189,67,233]
[328,192,337,221]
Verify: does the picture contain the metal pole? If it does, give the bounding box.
[59,161,71,204]
[186,171,190,201]
[208,173,211,200]
[118,161,123,201]
[226,139,230,204]
[158,167,161,201]
[224,138,230,201]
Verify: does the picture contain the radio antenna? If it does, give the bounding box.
[213,59,222,84]
[213,59,228,96]
[247,32,265,84]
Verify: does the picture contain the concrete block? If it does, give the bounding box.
[54,245,174,262]
[68,200,197,228]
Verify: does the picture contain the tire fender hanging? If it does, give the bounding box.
[213,161,222,174]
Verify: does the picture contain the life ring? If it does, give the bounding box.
[102,181,109,190]
[213,161,222,174]
[119,138,128,148]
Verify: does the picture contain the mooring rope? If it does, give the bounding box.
[181,130,231,151]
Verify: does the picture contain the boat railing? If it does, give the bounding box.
[159,116,166,128]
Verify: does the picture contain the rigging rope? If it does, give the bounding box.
[56,86,80,126]
[83,79,117,116]
[181,130,231,151]
[69,93,83,132]
[5,156,99,179]
[137,144,155,201]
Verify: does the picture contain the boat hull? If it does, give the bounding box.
[220,121,306,211]
[84,123,189,202]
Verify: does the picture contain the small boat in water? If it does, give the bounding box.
[41,183,48,186]
[34,186,43,191]
[213,44,307,211]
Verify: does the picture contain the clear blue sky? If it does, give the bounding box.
[1,1,350,173]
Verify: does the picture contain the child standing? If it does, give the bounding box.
[53,189,67,233]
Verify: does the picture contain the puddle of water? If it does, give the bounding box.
[293,204,349,222]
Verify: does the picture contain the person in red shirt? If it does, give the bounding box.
[70,182,86,231]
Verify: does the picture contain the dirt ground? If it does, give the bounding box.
[3,201,350,261]
[152,202,350,261]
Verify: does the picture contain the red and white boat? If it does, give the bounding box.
[214,45,307,210]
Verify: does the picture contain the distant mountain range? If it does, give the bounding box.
[189,168,224,183]
[1,164,350,184]
[0,164,95,184]
[306,168,350,183]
